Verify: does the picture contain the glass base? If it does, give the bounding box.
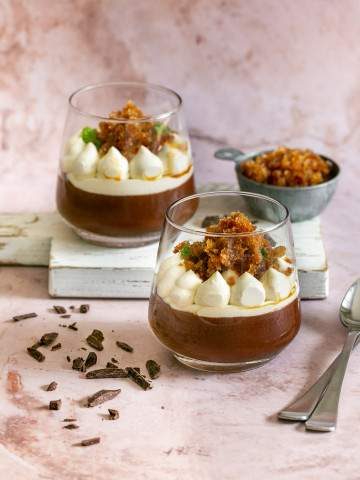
[173,353,276,372]
[69,225,160,248]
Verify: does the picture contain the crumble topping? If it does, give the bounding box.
[241,146,331,187]
[97,100,173,158]
[174,212,289,280]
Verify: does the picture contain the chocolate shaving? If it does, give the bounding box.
[86,329,104,351]
[116,341,133,353]
[63,418,77,422]
[51,343,62,351]
[40,332,58,347]
[49,399,62,410]
[87,389,121,407]
[13,312,37,322]
[126,367,152,391]
[111,357,118,364]
[61,314,71,319]
[146,360,161,379]
[86,368,128,379]
[79,437,100,447]
[53,306,66,314]
[27,347,45,362]
[63,423,79,430]
[108,408,119,420]
[69,306,75,310]
[80,304,90,313]
[46,381,58,391]
[68,322,78,331]
[201,215,220,228]
[66,356,71,363]
[106,362,118,369]
[85,352,97,369]
[72,357,86,372]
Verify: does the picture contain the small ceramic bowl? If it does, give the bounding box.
[214,148,340,222]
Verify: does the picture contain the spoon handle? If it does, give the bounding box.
[305,329,360,432]
[278,355,339,421]
[214,148,245,162]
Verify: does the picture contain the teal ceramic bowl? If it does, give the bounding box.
[214,148,340,222]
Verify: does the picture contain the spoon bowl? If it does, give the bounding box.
[340,279,360,328]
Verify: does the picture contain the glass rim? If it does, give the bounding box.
[68,81,182,123]
[165,191,290,237]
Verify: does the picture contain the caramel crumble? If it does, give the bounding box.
[241,146,331,187]
[174,212,289,280]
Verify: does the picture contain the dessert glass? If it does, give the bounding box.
[56,82,195,247]
[148,191,301,372]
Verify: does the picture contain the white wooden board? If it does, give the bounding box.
[0,184,328,300]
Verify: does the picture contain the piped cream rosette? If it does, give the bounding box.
[156,253,298,318]
[62,131,193,196]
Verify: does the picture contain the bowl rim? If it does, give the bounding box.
[235,151,340,191]
[165,190,290,238]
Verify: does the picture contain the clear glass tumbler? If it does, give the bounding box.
[56,81,195,247]
[149,191,301,372]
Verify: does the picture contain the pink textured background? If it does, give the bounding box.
[1,1,360,479]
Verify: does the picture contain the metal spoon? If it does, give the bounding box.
[305,279,360,431]
[278,279,360,427]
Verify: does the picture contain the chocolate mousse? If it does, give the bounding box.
[56,101,195,244]
[148,212,301,369]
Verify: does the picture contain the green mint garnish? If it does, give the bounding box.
[261,247,268,258]
[180,243,191,258]
[81,127,102,149]
[153,123,171,136]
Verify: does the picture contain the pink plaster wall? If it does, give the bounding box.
[1,0,360,211]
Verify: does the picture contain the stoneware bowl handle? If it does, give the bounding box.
[214,148,246,162]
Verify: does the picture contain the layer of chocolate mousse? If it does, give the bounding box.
[56,173,196,237]
[149,294,300,363]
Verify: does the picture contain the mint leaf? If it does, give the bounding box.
[261,247,268,258]
[180,243,191,258]
[153,123,170,136]
[81,127,102,149]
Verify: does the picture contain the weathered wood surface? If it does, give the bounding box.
[0,210,328,299]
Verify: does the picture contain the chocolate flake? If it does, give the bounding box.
[87,389,121,407]
[51,343,62,351]
[85,351,97,369]
[66,356,71,363]
[79,437,100,447]
[27,347,45,362]
[61,314,71,319]
[63,423,79,430]
[116,341,133,353]
[126,367,152,391]
[68,322,78,331]
[53,306,67,314]
[49,399,62,410]
[13,312,37,322]
[108,408,119,420]
[86,329,104,351]
[46,381,58,391]
[111,357,118,364]
[80,304,90,314]
[201,215,220,228]
[86,368,128,379]
[106,362,118,369]
[69,305,75,310]
[63,418,77,422]
[146,360,161,379]
[40,332,59,347]
[72,357,86,372]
